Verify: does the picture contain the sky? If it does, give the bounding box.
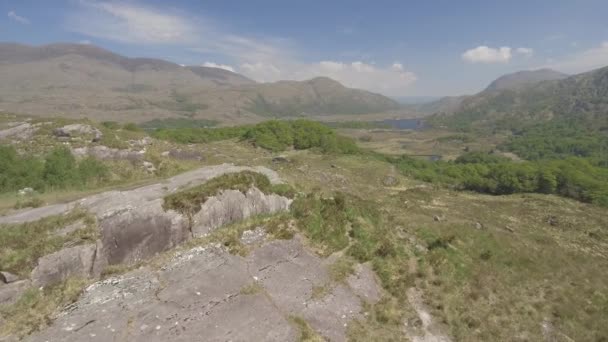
[1,0,607,97]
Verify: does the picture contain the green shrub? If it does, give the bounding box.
[163,171,295,217]
[122,122,141,131]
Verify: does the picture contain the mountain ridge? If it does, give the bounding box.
[0,42,398,123]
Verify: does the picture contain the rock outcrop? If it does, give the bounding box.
[53,124,102,142]
[192,187,292,237]
[31,244,97,287]
[0,164,292,298]
[27,237,382,342]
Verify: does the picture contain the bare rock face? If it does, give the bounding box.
[53,124,102,141]
[0,280,31,306]
[71,146,144,161]
[27,237,381,342]
[0,123,36,140]
[31,244,97,287]
[191,187,292,237]
[0,272,20,284]
[94,200,189,269]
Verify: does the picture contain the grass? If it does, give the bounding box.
[0,278,88,338]
[290,316,325,342]
[0,209,97,277]
[240,282,263,295]
[328,256,355,283]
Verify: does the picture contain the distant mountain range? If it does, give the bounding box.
[0,43,399,123]
[428,67,608,129]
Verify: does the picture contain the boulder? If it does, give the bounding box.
[191,187,292,237]
[72,145,143,161]
[94,200,189,269]
[272,156,289,163]
[31,244,97,287]
[382,176,399,187]
[0,123,36,140]
[0,280,31,306]
[0,271,19,284]
[53,124,102,142]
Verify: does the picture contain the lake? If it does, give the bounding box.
[380,118,425,130]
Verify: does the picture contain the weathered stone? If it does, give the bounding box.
[347,263,382,303]
[433,215,442,222]
[0,271,20,284]
[54,220,86,237]
[166,149,203,161]
[72,146,143,161]
[31,244,97,287]
[0,123,36,140]
[95,200,189,268]
[382,175,399,186]
[474,222,484,230]
[272,155,289,163]
[191,187,292,237]
[0,280,30,306]
[53,124,102,142]
[241,227,267,245]
[28,237,380,342]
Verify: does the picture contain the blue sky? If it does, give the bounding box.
[1,0,607,96]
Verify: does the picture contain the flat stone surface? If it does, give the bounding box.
[27,237,381,342]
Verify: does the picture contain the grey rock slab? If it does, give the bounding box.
[94,199,189,268]
[0,280,30,306]
[347,263,382,303]
[31,244,97,287]
[27,237,383,342]
[191,187,292,237]
[0,271,20,284]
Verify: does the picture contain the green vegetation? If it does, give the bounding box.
[290,316,325,342]
[389,152,608,206]
[151,125,250,144]
[0,146,109,194]
[163,171,295,217]
[435,133,475,143]
[139,118,218,131]
[502,120,608,165]
[122,122,141,132]
[0,209,97,277]
[0,278,88,338]
[152,120,360,154]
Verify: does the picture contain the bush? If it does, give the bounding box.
[122,123,141,131]
[153,119,361,154]
[0,146,110,194]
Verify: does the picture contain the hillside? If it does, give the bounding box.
[485,68,568,91]
[431,66,608,129]
[0,43,399,123]
[246,77,400,117]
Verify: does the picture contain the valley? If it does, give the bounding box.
[0,36,606,342]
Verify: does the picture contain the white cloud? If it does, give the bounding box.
[79,40,92,45]
[67,1,417,95]
[238,60,417,96]
[7,10,29,24]
[67,1,198,44]
[202,62,235,72]
[462,46,512,63]
[515,47,534,57]
[543,41,608,73]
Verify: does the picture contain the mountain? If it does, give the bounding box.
[430,66,608,129]
[485,69,568,91]
[245,77,400,117]
[0,43,399,123]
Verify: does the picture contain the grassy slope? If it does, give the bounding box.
[0,119,606,340]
